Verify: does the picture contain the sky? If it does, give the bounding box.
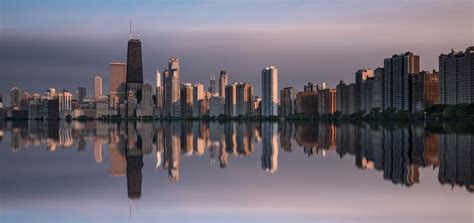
[0,0,473,103]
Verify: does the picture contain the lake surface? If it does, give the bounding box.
[0,121,472,223]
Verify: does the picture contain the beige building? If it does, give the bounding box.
[109,62,126,103]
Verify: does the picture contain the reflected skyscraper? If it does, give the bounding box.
[261,122,278,173]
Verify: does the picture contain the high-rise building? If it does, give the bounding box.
[372,68,384,110]
[361,76,375,112]
[411,70,440,112]
[355,69,374,112]
[336,81,349,115]
[225,83,237,116]
[296,91,318,116]
[261,66,278,117]
[219,70,228,98]
[180,83,193,118]
[383,52,420,111]
[109,62,126,103]
[77,86,86,103]
[156,69,164,111]
[439,47,474,105]
[141,83,153,108]
[94,76,103,97]
[236,82,254,116]
[209,73,216,94]
[193,83,204,117]
[166,57,181,117]
[209,96,225,117]
[280,87,296,116]
[10,87,20,109]
[126,32,144,116]
[162,69,169,113]
[317,88,336,115]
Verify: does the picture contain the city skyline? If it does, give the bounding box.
[1,1,472,104]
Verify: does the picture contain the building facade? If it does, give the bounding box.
[439,47,474,105]
[261,66,278,117]
[383,52,420,111]
[236,82,254,116]
[411,70,440,112]
[109,62,126,103]
[219,70,228,98]
[280,87,296,116]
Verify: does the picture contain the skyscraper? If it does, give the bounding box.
[225,83,237,116]
[439,47,474,105]
[126,31,144,114]
[180,83,193,118]
[162,69,169,113]
[336,81,349,115]
[219,70,228,98]
[156,69,163,111]
[355,69,374,112]
[383,52,420,111]
[10,87,20,109]
[372,68,384,110]
[317,88,336,115]
[94,76,103,97]
[411,70,440,112]
[166,57,181,117]
[280,87,296,116]
[193,83,204,117]
[109,62,126,103]
[236,82,254,116]
[77,86,86,103]
[209,73,216,94]
[261,66,278,117]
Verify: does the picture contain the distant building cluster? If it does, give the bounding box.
[0,30,472,120]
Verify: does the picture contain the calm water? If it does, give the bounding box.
[0,121,472,223]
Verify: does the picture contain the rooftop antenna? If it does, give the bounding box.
[129,19,132,39]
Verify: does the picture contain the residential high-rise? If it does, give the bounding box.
[372,68,384,110]
[236,82,254,116]
[383,52,420,111]
[261,66,278,117]
[296,91,318,116]
[10,87,20,109]
[355,69,374,112]
[225,83,237,116]
[411,70,440,112]
[180,83,193,118]
[439,47,474,104]
[193,83,204,117]
[77,86,86,103]
[280,87,296,116]
[317,88,336,115]
[361,76,375,112]
[109,62,127,103]
[219,70,228,98]
[336,81,349,115]
[94,76,103,97]
[166,57,181,117]
[209,73,216,94]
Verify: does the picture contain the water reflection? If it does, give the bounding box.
[1,120,473,195]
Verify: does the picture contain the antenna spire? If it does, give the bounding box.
[129,19,132,39]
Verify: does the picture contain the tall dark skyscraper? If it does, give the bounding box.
[125,25,144,115]
[126,38,143,84]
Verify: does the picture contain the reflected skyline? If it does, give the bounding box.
[1,120,472,193]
